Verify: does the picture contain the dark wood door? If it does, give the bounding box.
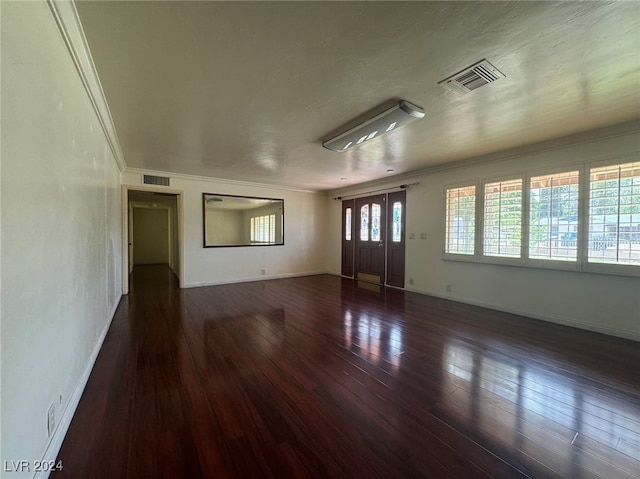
[355,194,386,284]
[386,190,406,288]
[341,199,355,277]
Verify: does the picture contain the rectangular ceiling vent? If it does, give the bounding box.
[439,59,505,95]
[143,174,170,186]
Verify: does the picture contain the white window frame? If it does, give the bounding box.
[478,174,525,266]
[443,181,479,262]
[584,156,640,277]
[524,165,584,272]
[442,156,640,277]
[250,213,276,244]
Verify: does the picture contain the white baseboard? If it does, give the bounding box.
[405,287,639,343]
[324,274,639,342]
[183,270,329,289]
[36,293,122,479]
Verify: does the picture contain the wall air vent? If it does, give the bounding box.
[143,174,170,186]
[439,59,505,95]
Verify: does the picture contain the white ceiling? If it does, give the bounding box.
[75,1,640,192]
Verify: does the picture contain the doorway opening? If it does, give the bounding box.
[121,185,184,295]
[341,190,406,288]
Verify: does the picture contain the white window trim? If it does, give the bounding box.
[523,165,583,272]
[478,174,526,267]
[442,181,479,262]
[583,155,640,277]
[442,156,640,277]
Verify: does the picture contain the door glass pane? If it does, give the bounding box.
[360,205,369,241]
[392,201,402,242]
[372,203,381,241]
[345,208,352,241]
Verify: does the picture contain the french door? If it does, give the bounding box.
[341,191,406,287]
[355,194,387,284]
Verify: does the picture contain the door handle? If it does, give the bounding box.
[378,243,384,247]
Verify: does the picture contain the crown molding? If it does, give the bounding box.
[123,167,319,195]
[326,119,640,197]
[47,0,126,171]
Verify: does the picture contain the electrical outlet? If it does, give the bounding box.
[446,284,452,292]
[47,404,55,437]
[261,269,266,275]
[409,278,414,285]
[420,233,427,239]
[409,233,415,239]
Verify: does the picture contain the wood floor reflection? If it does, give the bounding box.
[53,266,640,478]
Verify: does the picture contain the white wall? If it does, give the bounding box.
[169,197,179,275]
[122,172,328,287]
[327,125,640,341]
[133,207,169,265]
[1,2,122,477]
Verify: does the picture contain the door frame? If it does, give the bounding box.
[342,191,406,288]
[121,185,185,294]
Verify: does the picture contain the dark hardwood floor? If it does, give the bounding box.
[52,265,640,478]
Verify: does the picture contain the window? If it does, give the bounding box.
[345,207,352,241]
[392,201,402,242]
[445,186,475,255]
[443,159,639,276]
[529,171,579,261]
[251,214,276,243]
[588,161,640,265]
[484,179,522,258]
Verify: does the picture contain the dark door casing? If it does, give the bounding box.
[386,190,406,288]
[341,199,355,277]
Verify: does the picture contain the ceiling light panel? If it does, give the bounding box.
[323,100,425,152]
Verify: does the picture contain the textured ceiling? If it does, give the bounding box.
[75,1,640,191]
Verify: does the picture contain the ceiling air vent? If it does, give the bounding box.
[143,174,170,186]
[439,59,505,95]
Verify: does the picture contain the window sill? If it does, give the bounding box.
[442,254,639,277]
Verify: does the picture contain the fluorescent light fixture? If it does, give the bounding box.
[323,100,425,152]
